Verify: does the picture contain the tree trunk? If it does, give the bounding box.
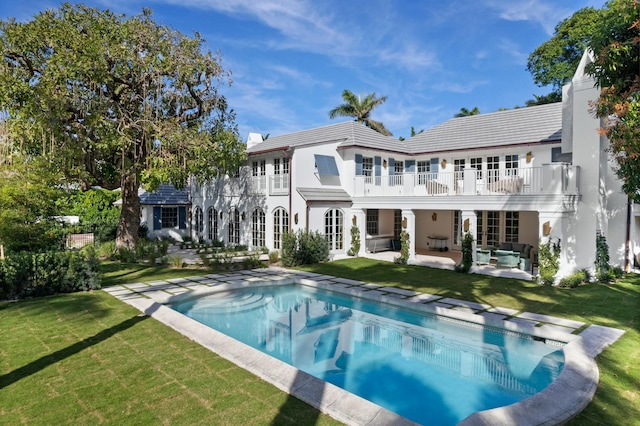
[115,173,141,249]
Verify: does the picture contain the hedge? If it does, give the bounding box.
[0,249,101,300]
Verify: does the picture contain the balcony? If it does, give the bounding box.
[247,174,290,196]
[353,165,579,197]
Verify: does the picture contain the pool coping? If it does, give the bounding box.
[104,267,625,425]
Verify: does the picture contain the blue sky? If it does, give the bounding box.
[1,0,605,140]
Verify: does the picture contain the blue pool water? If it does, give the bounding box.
[170,284,564,425]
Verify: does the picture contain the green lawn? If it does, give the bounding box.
[1,259,638,425]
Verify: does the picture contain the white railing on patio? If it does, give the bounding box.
[269,174,290,195]
[354,165,579,197]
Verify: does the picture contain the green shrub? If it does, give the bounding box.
[348,225,361,257]
[0,249,100,300]
[538,238,560,285]
[242,253,263,269]
[558,269,590,288]
[168,255,184,268]
[268,251,279,264]
[393,231,410,265]
[96,240,116,259]
[281,230,329,267]
[455,232,474,273]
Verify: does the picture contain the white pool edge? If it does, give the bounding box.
[109,272,619,426]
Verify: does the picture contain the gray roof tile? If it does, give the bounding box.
[247,103,563,157]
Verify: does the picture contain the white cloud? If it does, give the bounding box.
[485,0,577,35]
[431,80,489,94]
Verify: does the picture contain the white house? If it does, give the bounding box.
[189,51,638,278]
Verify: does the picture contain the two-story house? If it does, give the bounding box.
[190,51,637,278]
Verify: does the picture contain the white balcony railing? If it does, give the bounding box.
[354,165,579,197]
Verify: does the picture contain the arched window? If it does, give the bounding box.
[228,208,240,245]
[324,209,344,250]
[194,206,204,238]
[207,207,217,242]
[252,208,266,249]
[273,207,289,249]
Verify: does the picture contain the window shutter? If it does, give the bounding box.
[153,206,161,230]
[388,158,395,175]
[355,154,363,176]
[178,206,187,229]
[374,156,381,186]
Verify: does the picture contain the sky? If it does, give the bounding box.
[0,0,606,141]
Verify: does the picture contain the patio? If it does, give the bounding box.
[342,248,535,280]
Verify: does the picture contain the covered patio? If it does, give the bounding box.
[350,248,534,280]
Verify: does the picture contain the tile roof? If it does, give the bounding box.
[246,103,563,157]
[245,121,396,154]
[402,102,563,154]
[139,184,190,205]
[296,187,352,202]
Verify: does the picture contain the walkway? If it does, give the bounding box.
[104,267,624,426]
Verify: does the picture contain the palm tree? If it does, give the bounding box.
[329,89,392,136]
[454,107,480,118]
[398,126,424,141]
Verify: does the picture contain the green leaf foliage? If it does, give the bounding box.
[0,4,244,247]
[527,7,602,94]
[329,89,392,136]
[586,0,640,198]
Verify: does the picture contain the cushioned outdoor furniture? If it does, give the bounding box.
[488,177,523,193]
[476,249,491,265]
[425,180,448,194]
[495,249,521,268]
[497,242,534,271]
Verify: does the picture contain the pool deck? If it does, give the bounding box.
[104,267,625,426]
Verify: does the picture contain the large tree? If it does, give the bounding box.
[0,4,244,248]
[586,0,640,198]
[329,89,392,136]
[527,7,602,96]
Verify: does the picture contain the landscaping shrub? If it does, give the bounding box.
[455,232,474,273]
[268,250,279,264]
[0,249,101,300]
[538,238,560,285]
[347,225,361,257]
[393,230,410,265]
[558,269,590,288]
[281,230,329,267]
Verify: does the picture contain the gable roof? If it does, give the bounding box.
[246,121,395,155]
[139,184,190,205]
[246,103,563,158]
[402,102,563,154]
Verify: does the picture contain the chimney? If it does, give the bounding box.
[247,132,263,149]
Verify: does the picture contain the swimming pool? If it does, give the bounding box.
[169,283,565,425]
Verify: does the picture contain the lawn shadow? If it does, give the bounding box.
[0,314,148,390]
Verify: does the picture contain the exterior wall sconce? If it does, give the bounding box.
[463,218,470,232]
[402,217,407,229]
[352,215,357,226]
[441,159,447,169]
[294,213,299,224]
[543,221,552,236]
[526,151,533,163]
[219,211,223,220]
[431,212,437,222]
[383,159,387,169]
[241,211,246,221]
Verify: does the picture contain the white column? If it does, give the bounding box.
[461,210,478,261]
[352,208,367,256]
[402,209,416,261]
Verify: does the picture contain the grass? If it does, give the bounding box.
[1,258,638,425]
